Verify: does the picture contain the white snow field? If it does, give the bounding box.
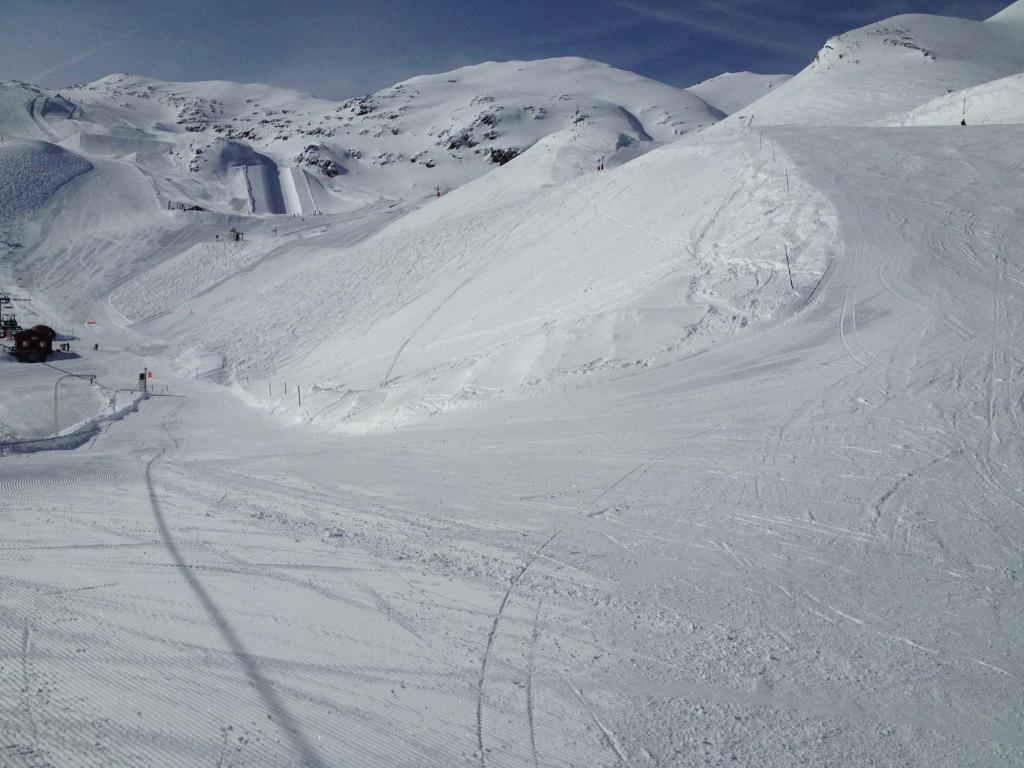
[2,2,1024,766]
[887,72,1024,126]
[685,72,792,116]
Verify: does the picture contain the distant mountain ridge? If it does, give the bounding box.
[2,58,775,217]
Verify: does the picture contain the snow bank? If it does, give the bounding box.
[0,390,144,454]
[0,355,106,442]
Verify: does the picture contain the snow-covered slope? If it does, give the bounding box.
[988,0,1024,22]
[745,9,1024,125]
[4,2,1024,766]
[887,72,1024,126]
[0,140,91,233]
[0,58,737,439]
[7,0,1024,434]
[0,80,79,140]
[686,71,792,115]
[126,124,832,432]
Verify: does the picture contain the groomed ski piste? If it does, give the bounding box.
[1,3,1023,766]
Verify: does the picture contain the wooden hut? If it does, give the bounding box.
[10,325,56,363]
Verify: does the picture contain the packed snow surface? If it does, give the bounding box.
[2,2,1024,766]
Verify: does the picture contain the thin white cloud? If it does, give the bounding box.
[31,28,139,83]
[613,0,813,57]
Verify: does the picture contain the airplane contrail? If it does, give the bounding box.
[31,28,140,83]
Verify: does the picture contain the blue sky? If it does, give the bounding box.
[0,0,1011,99]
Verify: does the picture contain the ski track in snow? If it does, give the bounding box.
[476,529,560,768]
[142,403,330,768]
[560,673,632,768]
[526,598,543,768]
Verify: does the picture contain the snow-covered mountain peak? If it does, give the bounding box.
[743,5,1024,125]
[375,55,723,143]
[988,0,1024,22]
[399,55,615,85]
